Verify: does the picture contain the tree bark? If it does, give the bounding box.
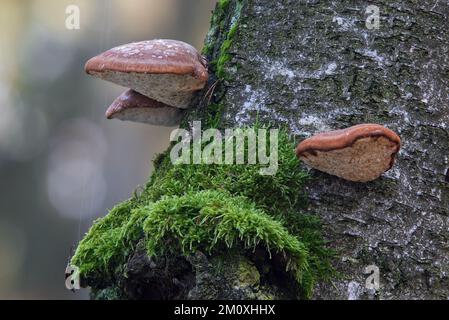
[87,0,449,300]
[200,0,449,299]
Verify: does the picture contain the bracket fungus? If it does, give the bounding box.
[85,39,208,109]
[295,124,401,182]
[106,90,184,127]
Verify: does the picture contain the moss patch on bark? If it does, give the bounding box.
[72,128,334,298]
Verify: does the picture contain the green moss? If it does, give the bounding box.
[204,103,224,129]
[145,128,307,213]
[236,259,260,288]
[143,190,304,260]
[71,200,138,283]
[202,0,245,80]
[202,0,231,57]
[194,0,248,131]
[90,287,124,300]
[219,0,231,8]
[141,190,312,294]
[216,1,244,80]
[72,128,334,298]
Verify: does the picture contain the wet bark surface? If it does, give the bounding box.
[212,0,449,299]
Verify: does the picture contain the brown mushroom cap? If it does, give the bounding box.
[106,90,184,127]
[85,39,208,108]
[296,124,401,182]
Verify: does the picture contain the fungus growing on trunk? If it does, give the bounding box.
[106,90,184,127]
[85,39,208,108]
[296,124,401,182]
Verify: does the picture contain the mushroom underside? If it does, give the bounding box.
[298,136,399,182]
[90,71,204,108]
[108,105,185,127]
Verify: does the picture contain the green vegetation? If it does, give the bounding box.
[141,190,311,292]
[216,0,244,79]
[190,0,247,130]
[72,128,334,298]
[146,129,308,214]
[202,0,233,57]
[71,200,138,285]
[202,0,245,80]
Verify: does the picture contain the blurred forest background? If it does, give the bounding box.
[0,0,216,299]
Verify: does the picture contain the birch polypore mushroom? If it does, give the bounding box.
[85,39,208,108]
[296,124,401,182]
[106,90,184,127]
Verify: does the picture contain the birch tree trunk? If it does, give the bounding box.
[197,0,449,299]
[85,0,449,300]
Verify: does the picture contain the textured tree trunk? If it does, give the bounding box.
[196,0,449,299]
[86,0,449,300]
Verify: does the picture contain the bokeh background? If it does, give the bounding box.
[0,0,216,299]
